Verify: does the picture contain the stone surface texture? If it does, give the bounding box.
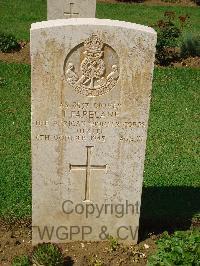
[47,0,96,20]
[31,18,157,245]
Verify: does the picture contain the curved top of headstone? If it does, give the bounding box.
[31,18,156,35]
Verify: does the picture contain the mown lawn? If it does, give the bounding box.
[0,0,199,40]
[0,63,31,218]
[0,62,199,224]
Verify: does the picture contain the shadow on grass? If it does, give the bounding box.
[139,186,200,241]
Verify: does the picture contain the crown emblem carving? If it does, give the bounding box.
[65,33,120,97]
[84,34,104,53]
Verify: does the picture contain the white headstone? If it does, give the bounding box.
[47,0,96,20]
[31,18,157,245]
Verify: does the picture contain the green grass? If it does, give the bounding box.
[0,63,31,218]
[0,1,199,40]
[0,62,199,222]
[0,0,46,41]
[141,67,200,224]
[145,67,199,188]
[98,4,200,36]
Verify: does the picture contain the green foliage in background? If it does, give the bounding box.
[0,32,20,53]
[32,243,64,266]
[148,230,200,265]
[154,11,189,65]
[181,34,200,57]
[12,255,31,266]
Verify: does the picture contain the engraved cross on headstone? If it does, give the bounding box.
[69,146,107,201]
[64,2,79,18]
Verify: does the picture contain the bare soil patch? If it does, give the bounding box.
[173,56,200,68]
[0,219,157,266]
[0,43,30,65]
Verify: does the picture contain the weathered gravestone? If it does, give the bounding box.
[31,18,157,245]
[47,0,96,20]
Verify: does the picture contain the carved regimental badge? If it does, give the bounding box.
[64,34,120,97]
